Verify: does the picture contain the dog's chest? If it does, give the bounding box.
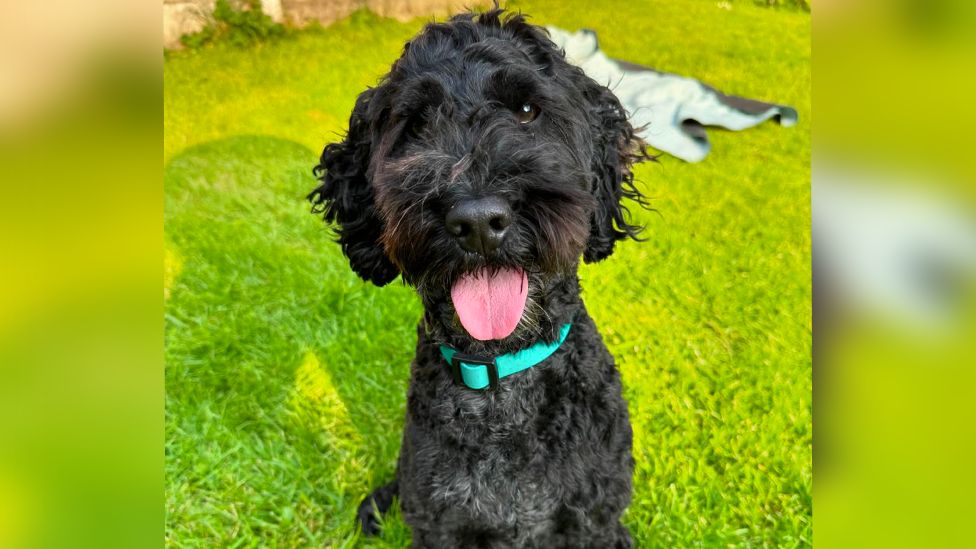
[404,372,607,528]
[425,439,559,529]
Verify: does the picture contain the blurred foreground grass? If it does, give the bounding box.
[164,1,811,546]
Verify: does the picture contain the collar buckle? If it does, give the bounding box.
[449,352,499,391]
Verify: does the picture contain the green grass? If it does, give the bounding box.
[164,1,811,546]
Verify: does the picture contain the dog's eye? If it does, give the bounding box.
[515,103,540,124]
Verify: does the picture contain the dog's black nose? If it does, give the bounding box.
[445,196,512,255]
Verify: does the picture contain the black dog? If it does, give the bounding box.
[309,8,649,547]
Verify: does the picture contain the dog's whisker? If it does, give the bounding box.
[449,153,472,184]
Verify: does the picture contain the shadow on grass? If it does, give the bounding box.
[165,135,415,544]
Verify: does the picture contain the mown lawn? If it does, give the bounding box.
[164,0,811,546]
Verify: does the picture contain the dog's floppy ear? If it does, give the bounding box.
[579,76,650,263]
[309,88,400,285]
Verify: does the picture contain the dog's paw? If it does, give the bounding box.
[356,481,399,536]
[356,496,383,536]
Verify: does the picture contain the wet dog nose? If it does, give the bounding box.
[445,196,512,255]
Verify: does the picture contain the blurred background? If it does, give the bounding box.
[1,1,160,547]
[0,0,972,547]
[814,1,976,547]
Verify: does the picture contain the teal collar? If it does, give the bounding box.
[439,323,572,390]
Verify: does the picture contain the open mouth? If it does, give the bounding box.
[450,267,528,341]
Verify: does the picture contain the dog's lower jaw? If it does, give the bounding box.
[389,302,634,548]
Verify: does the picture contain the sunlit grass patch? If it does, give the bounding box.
[164,244,181,300]
[289,352,364,481]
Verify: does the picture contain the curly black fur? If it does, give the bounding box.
[309,8,650,547]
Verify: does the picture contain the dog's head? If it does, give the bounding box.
[310,9,648,348]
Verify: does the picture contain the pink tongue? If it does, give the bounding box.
[450,268,528,341]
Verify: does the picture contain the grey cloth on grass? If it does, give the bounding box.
[547,26,798,162]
